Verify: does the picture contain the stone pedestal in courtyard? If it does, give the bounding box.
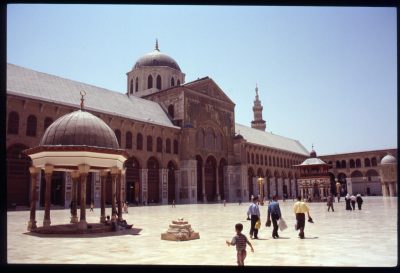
[161,218,200,241]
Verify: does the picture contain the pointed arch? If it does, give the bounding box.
[156,75,162,89]
[7,111,19,135]
[147,75,153,89]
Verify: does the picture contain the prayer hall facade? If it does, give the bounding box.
[6,42,397,209]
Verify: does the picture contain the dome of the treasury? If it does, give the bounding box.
[40,109,120,149]
[381,154,397,165]
[133,41,181,72]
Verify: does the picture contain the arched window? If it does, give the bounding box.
[341,160,346,168]
[371,157,377,166]
[130,79,133,94]
[7,111,19,134]
[137,133,143,150]
[148,75,153,89]
[147,135,153,152]
[156,75,162,89]
[125,131,132,149]
[256,154,259,165]
[349,159,355,168]
[26,115,37,137]
[355,159,361,168]
[171,77,175,87]
[251,153,254,164]
[166,138,171,153]
[364,158,371,167]
[114,129,121,146]
[135,77,139,92]
[173,140,179,154]
[168,105,174,119]
[177,79,181,86]
[157,137,162,153]
[336,161,341,169]
[44,117,53,131]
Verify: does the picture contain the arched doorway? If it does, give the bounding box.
[219,158,227,200]
[147,157,160,204]
[338,173,347,196]
[125,157,140,204]
[167,161,177,203]
[196,155,203,201]
[248,167,254,200]
[7,144,31,208]
[205,156,217,201]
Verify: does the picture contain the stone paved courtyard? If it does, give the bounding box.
[7,197,397,266]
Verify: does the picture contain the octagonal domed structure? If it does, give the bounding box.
[40,110,119,149]
[133,49,181,72]
[381,154,396,165]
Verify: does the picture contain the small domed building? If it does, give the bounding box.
[24,96,128,231]
[380,154,397,196]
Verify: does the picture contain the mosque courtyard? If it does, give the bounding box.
[7,197,397,267]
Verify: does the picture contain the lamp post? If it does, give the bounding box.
[257,177,264,205]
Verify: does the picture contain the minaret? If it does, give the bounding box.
[251,84,266,131]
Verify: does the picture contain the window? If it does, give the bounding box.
[130,79,133,94]
[168,105,174,119]
[349,159,355,168]
[147,136,153,152]
[336,161,341,169]
[273,157,276,167]
[7,111,19,135]
[157,137,162,153]
[355,159,361,168]
[371,157,377,166]
[269,156,272,166]
[114,129,121,146]
[171,77,175,87]
[148,75,153,89]
[44,117,53,131]
[135,78,139,92]
[265,155,268,166]
[251,153,254,164]
[364,158,371,167]
[177,79,181,86]
[26,115,37,137]
[256,154,259,165]
[156,75,162,89]
[166,139,171,153]
[137,133,143,150]
[341,160,346,168]
[125,132,132,149]
[173,140,179,154]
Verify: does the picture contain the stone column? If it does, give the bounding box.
[43,165,54,228]
[215,165,220,201]
[117,170,123,221]
[78,164,90,230]
[389,182,395,196]
[28,167,40,231]
[160,168,169,205]
[289,178,292,197]
[120,168,126,204]
[70,171,79,224]
[140,168,148,205]
[99,170,108,223]
[346,178,352,195]
[202,166,206,202]
[111,167,119,220]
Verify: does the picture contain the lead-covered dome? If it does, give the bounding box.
[40,110,119,149]
[133,41,181,71]
[381,154,396,165]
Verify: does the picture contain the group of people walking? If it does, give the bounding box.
[345,193,364,211]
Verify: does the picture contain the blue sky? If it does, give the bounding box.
[7,4,397,155]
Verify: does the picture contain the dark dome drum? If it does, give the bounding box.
[40,110,119,149]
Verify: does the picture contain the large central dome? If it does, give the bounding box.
[133,41,181,71]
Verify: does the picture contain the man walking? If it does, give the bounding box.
[293,196,313,239]
[327,194,334,212]
[247,196,260,239]
[267,195,282,239]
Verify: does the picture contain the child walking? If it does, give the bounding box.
[226,223,254,266]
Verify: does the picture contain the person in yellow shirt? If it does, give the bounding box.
[293,196,313,239]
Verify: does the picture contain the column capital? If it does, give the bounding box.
[111,166,120,175]
[70,170,80,180]
[44,164,54,175]
[78,164,90,174]
[100,170,109,177]
[29,166,41,175]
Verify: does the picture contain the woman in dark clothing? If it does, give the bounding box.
[356,194,363,210]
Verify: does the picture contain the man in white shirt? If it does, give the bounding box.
[247,196,260,239]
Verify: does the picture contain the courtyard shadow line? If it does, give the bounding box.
[23,228,142,238]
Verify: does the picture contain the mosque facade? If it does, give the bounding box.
[6,42,397,208]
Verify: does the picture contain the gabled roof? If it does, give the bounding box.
[295,158,327,166]
[7,63,179,129]
[235,123,309,156]
[183,77,235,105]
